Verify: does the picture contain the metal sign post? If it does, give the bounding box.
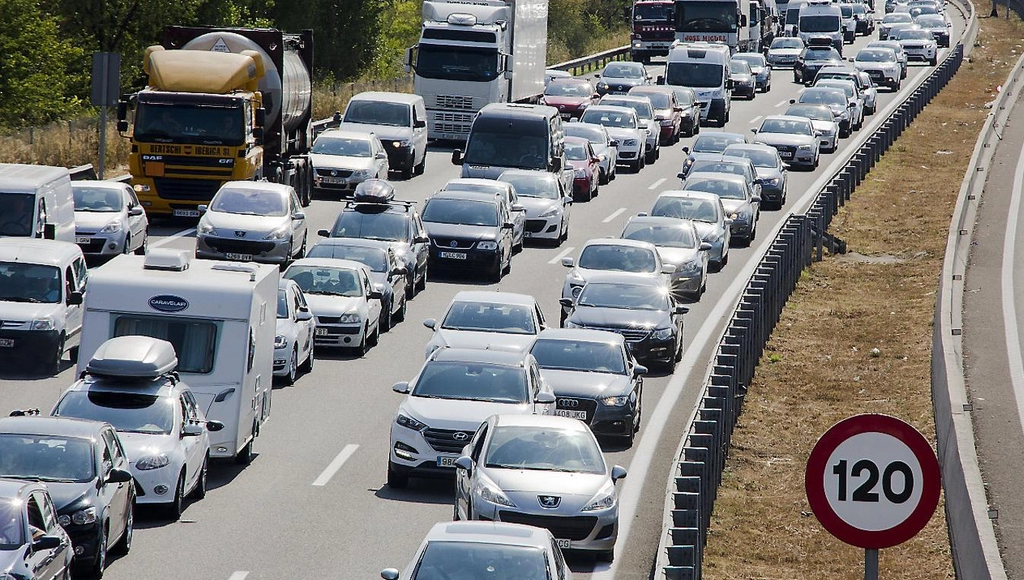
[865,548,878,580]
[90,53,121,180]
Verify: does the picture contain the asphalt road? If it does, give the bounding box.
[0,22,962,580]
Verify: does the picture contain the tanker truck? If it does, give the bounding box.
[404,0,548,141]
[116,27,314,217]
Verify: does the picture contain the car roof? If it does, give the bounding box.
[564,136,591,147]
[493,413,593,431]
[601,95,651,105]
[428,190,502,204]
[310,238,391,252]
[548,77,592,86]
[628,86,674,95]
[430,347,531,366]
[498,169,558,182]
[218,180,294,196]
[316,129,379,141]
[692,154,754,166]
[70,180,128,191]
[585,105,638,116]
[723,143,783,155]
[581,237,658,251]
[535,328,626,345]
[0,239,82,265]
[444,178,509,192]
[424,521,552,547]
[287,257,371,272]
[348,91,422,105]
[696,131,746,142]
[451,290,537,306]
[763,114,813,123]
[0,416,107,439]
[684,172,747,184]
[68,374,178,397]
[626,215,699,230]
[656,189,723,202]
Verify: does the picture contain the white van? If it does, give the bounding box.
[76,249,278,463]
[783,0,811,36]
[0,164,75,242]
[0,239,88,374]
[662,42,733,127]
[798,0,844,53]
[339,92,429,179]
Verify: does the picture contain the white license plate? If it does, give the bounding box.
[437,455,459,468]
[75,236,91,244]
[314,327,329,336]
[225,252,253,261]
[779,151,794,159]
[320,176,347,184]
[555,409,588,421]
[0,338,14,348]
[555,538,571,550]
[173,209,201,217]
[438,251,467,260]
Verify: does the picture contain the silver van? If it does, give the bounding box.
[339,92,429,179]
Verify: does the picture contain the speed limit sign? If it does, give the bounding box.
[805,414,941,550]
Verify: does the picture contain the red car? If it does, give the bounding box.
[629,86,683,144]
[540,79,600,120]
[565,136,600,201]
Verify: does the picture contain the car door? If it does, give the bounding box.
[123,186,146,243]
[386,249,404,307]
[101,428,131,542]
[498,204,513,256]
[177,394,203,491]
[64,262,84,344]
[26,491,66,580]
[293,286,314,360]
[362,270,382,330]
[529,361,554,415]
[289,190,306,255]
[455,421,489,518]
[411,213,429,273]
[96,431,122,543]
[412,103,428,164]
[507,186,525,246]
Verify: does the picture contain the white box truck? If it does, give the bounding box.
[0,164,75,242]
[75,249,278,463]
[405,0,548,141]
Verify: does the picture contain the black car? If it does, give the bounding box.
[421,191,515,282]
[560,273,687,370]
[793,46,844,85]
[0,416,134,578]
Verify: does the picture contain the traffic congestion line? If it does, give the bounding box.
[312,444,360,486]
[227,572,249,580]
[602,208,627,223]
[548,246,575,265]
[648,177,667,190]
[750,115,763,125]
[151,227,196,248]
[774,99,788,107]
[1000,132,1024,442]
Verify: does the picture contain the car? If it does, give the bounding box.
[840,3,858,42]
[732,52,772,92]
[561,273,687,369]
[273,279,315,385]
[318,181,430,299]
[815,66,879,114]
[867,39,909,78]
[564,122,618,184]
[784,103,841,153]
[814,78,866,130]
[878,11,914,38]
[598,95,661,164]
[595,61,651,95]
[681,173,761,244]
[853,47,903,90]
[560,238,671,324]
[620,216,710,300]
[310,129,390,197]
[387,348,556,488]
[0,416,134,577]
[441,179,526,254]
[666,86,702,137]
[423,291,547,359]
[338,92,428,179]
[852,2,876,34]
[420,190,515,282]
[282,258,384,355]
[453,414,627,560]
[679,155,763,204]
[629,86,684,144]
[892,26,939,65]
[380,521,573,580]
[541,78,600,120]
[751,115,821,170]
[52,337,218,519]
[723,143,790,209]
[766,36,806,68]
[913,13,950,46]
[195,181,308,265]
[545,69,573,86]
[497,170,573,245]
[908,3,941,18]
[71,181,148,258]
[650,190,732,269]
[793,86,856,136]
[794,45,845,84]
[306,237,408,333]
[0,479,73,580]
[579,105,646,172]
[564,137,601,202]
[729,60,757,99]
[679,131,748,176]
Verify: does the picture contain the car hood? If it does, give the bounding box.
[768,48,802,57]
[74,211,123,232]
[402,397,533,432]
[518,197,562,218]
[203,212,289,237]
[690,220,719,240]
[117,431,178,462]
[543,96,591,108]
[600,77,644,88]
[0,551,21,574]
[657,246,702,267]
[569,305,668,329]
[424,221,499,241]
[309,153,376,171]
[41,481,96,513]
[603,127,642,142]
[486,468,610,507]
[731,73,753,82]
[539,368,633,398]
[810,119,838,133]
[0,301,62,322]
[337,122,412,142]
[749,65,768,75]
[754,167,784,181]
[755,133,816,147]
[431,329,536,352]
[720,198,751,214]
[568,159,592,172]
[304,294,364,316]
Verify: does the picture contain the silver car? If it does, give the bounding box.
[732,52,772,92]
[423,291,547,359]
[498,170,573,245]
[680,174,761,245]
[765,36,806,68]
[620,216,710,300]
[814,78,866,130]
[878,11,914,38]
[274,279,315,385]
[196,181,308,265]
[71,181,149,257]
[453,414,627,561]
[598,95,660,164]
[560,238,671,323]
[867,40,909,78]
[650,190,732,270]
[724,144,790,211]
[310,129,390,197]
[784,103,840,154]
[752,115,821,170]
[595,61,651,95]
[564,122,618,184]
[579,106,646,172]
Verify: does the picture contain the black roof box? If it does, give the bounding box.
[353,179,396,204]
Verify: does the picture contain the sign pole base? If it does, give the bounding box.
[865,548,879,580]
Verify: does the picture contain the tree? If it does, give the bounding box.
[271,0,389,79]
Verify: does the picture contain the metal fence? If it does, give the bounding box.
[550,45,631,76]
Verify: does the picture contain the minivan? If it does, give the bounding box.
[662,42,733,127]
[339,92,429,179]
[0,164,75,242]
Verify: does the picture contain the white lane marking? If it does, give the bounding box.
[1000,130,1024,453]
[548,246,575,265]
[227,573,249,580]
[312,444,359,487]
[151,227,196,248]
[649,177,667,190]
[750,115,763,125]
[774,99,788,108]
[602,208,627,223]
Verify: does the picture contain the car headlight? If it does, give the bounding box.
[652,327,674,340]
[30,317,55,331]
[601,395,630,407]
[597,82,608,90]
[338,312,361,324]
[476,475,517,508]
[264,226,290,240]
[538,206,560,218]
[764,177,781,186]
[70,507,98,526]
[582,482,617,512]
[623,139,638,146]
[395,413,427,432]
[197,221,217,236]
[99,220,123,233]
[798,145,813,151]
[677,260,701,273]
[476,240,498,251]
[274,334,287,348]
[563,320,581,329]
[135,454,170,470]
[391,140,409,148]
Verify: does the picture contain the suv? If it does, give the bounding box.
[387,347,556,488]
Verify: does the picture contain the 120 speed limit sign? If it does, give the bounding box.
[805,414,941,549]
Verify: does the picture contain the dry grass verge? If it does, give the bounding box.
[702,12,1024,579]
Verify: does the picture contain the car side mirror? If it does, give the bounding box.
[106,468,133,484]
[318,229,330,237]
[609,139,619,147]
[292,212,306,220]
[675,305,690,315]
[129,206,145,217]
[558,297,575,308]
[751,195,762,204]
[726,79,734,89]
[392,381,411,394]
[296,309,313,322]
[376,152,387,159]
[207,420,225,432]
[549,157,563,172]
[198,204,209,213]
[848,102,856,108]
[661,263,676,274]
[67,291,83,306]
[423,318,436,330]
[535,391,556,404]
[789,98,796,104]
[657,75,666,85]
[455,455,474,473]
[592,92,601,99]
[633,364,648,376]
[512,203,525,212]
[415,119,427,128]
[382,569,401,580]
[368,290,383,300]
[611,465,628,482]
[32,536,61,552]
[750,128,758,133]
[637,212,648,217]
[724,217,734,226]
[561,257,574,267]
[116,120,129,133]
[182,423,203,437]
[699,242,712,251]
[415,235,430,244]
[451,149,464,165]
[502,222,515,230]
[681,146,690,154]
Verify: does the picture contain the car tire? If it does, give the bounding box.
[296,235,307,260]
[167,470,186,519]
[45,333,65,376]
[416,264,428,294]
[235,430,254,465]
[111,498,133,557]
[283,348,298,385]
[192,454,209,499]
[300,344,314,373]
[645,149,656,165]
[387,461,409,488]
[599,168,609,185]
[414,154,426,175]
[134,230,148,255]
[930,56,937,66]
[630,159,642,172]
[401,166,413,180]
[380,301,392,333]
[394,294,407,323]
[367,323,380,349]
[88,524,107,579]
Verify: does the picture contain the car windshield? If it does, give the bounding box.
[311,136,371,157]
[285,266,363,297]
[412,361,528,404]
[463,129,549,170]
[306,244,388,272]
[884,13,913,22]
[897,29,933,39]
[545,82,594,96]
[683,177,747,200]
[693,134,743,153]
[818,82,855,98]
[853,4,868,14]
[733,54,766,68]
[578,245,657,272]
[634,91,671,108]
[771,37,804,49]
[55,391,175,435]
[277,289,289,318]
[786,105,834,122]
[857,49,895,62]
[759,118,812,135]
[665,62,722,88]
[603,63,644,78]
[485,425,605,473]
[331,210,409,242]
[0,262,61,304]
[805,47,840,60]
[0,500,23,549]
[580,109,636,128]
[730,61,752,75]
[577,282,670,311]
[422,199,498,227]
[725,146,780,167]
[690,160,749,178]
[841,5,854,16]
[210,188,287,217]
[72,185,123,212]
[672,88,696,105]
[565,141,590,161]
[621,222,698,248]
[499,174,560,200]
[342,101,410,127]
[564,124,607,145]
[413,542,548,580]
[800,15,841,32]
[0,193,37,237]
[800,89,846,106]
[652,196,719,222]
[441,301,536,335]
[0,434,95,483]
[603,99,653,120]
[531,338,626,374]
[916,15,945,26]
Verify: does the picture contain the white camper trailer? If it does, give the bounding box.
[76,249,278,462]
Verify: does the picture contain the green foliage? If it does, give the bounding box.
[548,0,631,64]
[271,0,388,80]
[364,0,423,79]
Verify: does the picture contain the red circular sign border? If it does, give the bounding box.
[805,414,941,549]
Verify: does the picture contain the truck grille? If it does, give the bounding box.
[423,428,475,453]
[435,95,475,110]
[152,178,222,201]
[498,512,598,541]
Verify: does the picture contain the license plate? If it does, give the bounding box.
[225,252,253,261]
[320,176,347,184]
[75,237,91,244]
[555,409,588,421]
[555,538,571,550]
[438,251,466,260]
[315,327,329,336]
[0,338,13,348]
[779,151,794,159]
[173,209,201,217]
[437,455,459,468]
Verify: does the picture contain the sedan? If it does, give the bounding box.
[729,60,757,100]
[498,170,572,244]
[650,190,732,269]
[766,36,806,68]
[441,178,526,254]
[195,181,307,265]
[421,191,514,282]
[563,122,618,184]
[784,103,840,153]
[814,78,866,130]
[732,52,772,92]
[560,238,670,324]
[453,414,627,561]
[681,174,761,244]
[0,480,73,580]
[629,86,684,144]
[794,87,856,137]
[720,144,788,210]
[541,78,600,119]
[310,129,389,197]
[423,290,546,358]
[751,115,821,170]
[679,131,748,176]
[307,238,408,332]
[867,40,909,78]
[595,61,651,95]
[852,3,875,34]
[71,181,149,258]
[879,12,914,38]
[565,137,601,202]
[815,66,880,114]
[680,156,763,204]
[579,106,646,172]
[598,95,660,164]
[274,278,315,385]
[620,216,710,300]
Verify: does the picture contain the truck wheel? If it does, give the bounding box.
[235,430,254,465]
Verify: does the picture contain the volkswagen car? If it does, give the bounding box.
[595,61,651,96]
[421,191,515,282]
[310,129,390,197]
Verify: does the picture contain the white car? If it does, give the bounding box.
[892,27,938,65]
[751,115,821,170]
[579,105,646,172]
[71,180,149,257]
[598,95,660,164]
[853,47,903,90]
[310,129,390,197]
[52,336,219,519]
[282,258,383,355]
[765,36,806,68]
[387,347,556,488]
[274,278,315,385]
[423,291,548,359]
[878,11,914,38]
[195,181,308,265]
[498,169,573,244]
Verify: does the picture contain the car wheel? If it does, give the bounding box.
[502,251,512,276]
[111,498,133,556]
[296,235,307,259]
[599,168,609,185]
[300,343,314,373]
[401,166,413,179]
[645,149,656,164]
[414,154,426,175]
[453,498,461,521]
[631,159,642,172]
[380,300,392,333]
[387,461,409,488]
[192,454,209,499]
[489,255,503,282]
[235,430,254,465]
[283,348,298,385]
[122,234,132,255]
[89,524,107,579]
[415,264,427,293]
[45,333,65,375]
[167,470,186,519]
[405,272,416,300]
[930,57,937,66]
[134,230,148,255]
